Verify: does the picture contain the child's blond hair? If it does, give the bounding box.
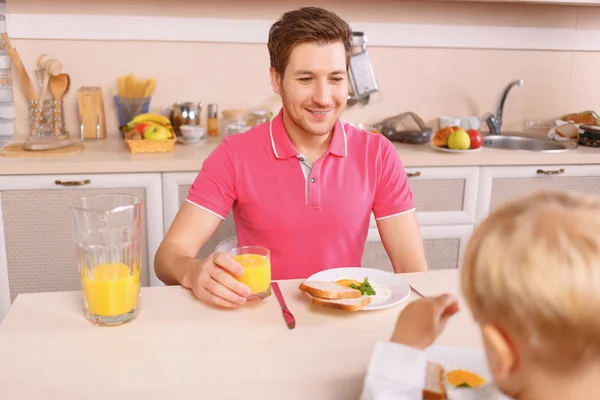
[461,190,600,369]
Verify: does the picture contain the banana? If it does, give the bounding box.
[128,113,171,127]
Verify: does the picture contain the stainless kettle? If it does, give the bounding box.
[165,101,203,137]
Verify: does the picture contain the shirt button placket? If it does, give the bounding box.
[307,164,321,210]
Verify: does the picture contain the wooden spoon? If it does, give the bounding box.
[49,73,70,137]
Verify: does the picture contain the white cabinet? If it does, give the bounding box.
[477,164,600,224]
[0,173,164,320]
[370,166,480,227]
[364,225,473,272]
[364,166,478,271]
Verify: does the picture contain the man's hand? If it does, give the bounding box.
[183,252,252,308]
[390,294,459,349]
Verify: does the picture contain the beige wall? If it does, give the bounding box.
[7,0,600,138]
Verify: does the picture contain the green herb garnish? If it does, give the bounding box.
[349,277,376,296]
[457,383,472,388]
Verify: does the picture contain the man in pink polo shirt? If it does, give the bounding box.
[155,7,427,308]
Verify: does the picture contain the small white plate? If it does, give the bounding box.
[176,136,208,145]
[303,267,411,311]
[426,345,493,394]
[430,142,483,153]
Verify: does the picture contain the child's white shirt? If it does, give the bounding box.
[360,341,514,400]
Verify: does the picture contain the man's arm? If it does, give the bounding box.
[154,202,223,286]
[376,210,427,273]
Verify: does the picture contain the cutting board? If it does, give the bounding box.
[0,141,84,157]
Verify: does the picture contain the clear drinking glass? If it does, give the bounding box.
[229,246,271,301]
[70,194,143,326]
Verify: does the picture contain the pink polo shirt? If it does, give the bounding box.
[186,110,414,280]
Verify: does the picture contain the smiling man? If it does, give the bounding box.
[154,7,428,308]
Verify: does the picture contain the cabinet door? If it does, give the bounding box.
[363,224,473,272]
[369,166,480,227]
[162,172,236,260]
[0,173,163,320]
[477,165,600,223]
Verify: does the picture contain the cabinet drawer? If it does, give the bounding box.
[363,225,473,272]
[370,166,480,226]
[477,165,600,223]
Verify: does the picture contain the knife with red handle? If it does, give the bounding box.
[272,282,295,329]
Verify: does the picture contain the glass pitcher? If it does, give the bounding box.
[70,194,142,326]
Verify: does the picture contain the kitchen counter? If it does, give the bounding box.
[0,270,476,399]
[1,134,599,176]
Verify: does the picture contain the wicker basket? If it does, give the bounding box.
[124,131,176,154]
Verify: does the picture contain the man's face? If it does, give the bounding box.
[270,41,348,138]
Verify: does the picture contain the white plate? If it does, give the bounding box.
[430,142,483,153]
[176,136,208,145]
[303,267,411,310]
[426,345,493,394]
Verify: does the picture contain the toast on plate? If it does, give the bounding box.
[423,362,447,400]
[311,296,371,312]
[298,281,362,299]
[555,123,578,139]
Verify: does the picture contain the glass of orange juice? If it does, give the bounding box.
[229,246,271,301]
[70,194,142,326]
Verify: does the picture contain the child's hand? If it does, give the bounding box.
[390,294,459,350]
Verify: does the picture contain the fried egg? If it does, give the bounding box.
[369,283,392,301]
[446,369,486,388]
[333,276,392,301]
[334,277,362,288]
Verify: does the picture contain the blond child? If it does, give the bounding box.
[361,190,600,400]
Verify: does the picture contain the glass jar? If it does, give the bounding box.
[247,110,269,127]
[221,109,249,137]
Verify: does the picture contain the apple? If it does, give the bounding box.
[143,124,171,140]
[131,122,151,135]
[447,128,470,150]
[467,129,482,149]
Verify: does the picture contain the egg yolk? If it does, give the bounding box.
[446,370,486,388]
[336,279,361,287]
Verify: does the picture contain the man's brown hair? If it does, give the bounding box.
[268,7,352,77]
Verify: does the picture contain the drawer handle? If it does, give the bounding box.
[55,179,91,186]
[536,168,565,175]
[407,171,421,178]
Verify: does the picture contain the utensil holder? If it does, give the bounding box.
[114,95,151,135]
[28,99,65,137]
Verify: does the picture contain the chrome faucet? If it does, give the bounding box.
[484,79,524,135]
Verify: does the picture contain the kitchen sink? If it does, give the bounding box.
[482,133,576,152]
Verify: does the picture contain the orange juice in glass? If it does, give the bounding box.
[71,194,143,326]
[229,246,271,300]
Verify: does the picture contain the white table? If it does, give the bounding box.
[0,270,480,399]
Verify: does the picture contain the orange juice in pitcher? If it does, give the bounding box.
[71,194,143,326]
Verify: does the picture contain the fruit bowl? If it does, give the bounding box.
[123,113,177,154]
[430,142,483,153]
[124,131,176,154]
[431,125,483,152]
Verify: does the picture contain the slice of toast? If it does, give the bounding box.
[311,296,371,312]
[299,281,362,299]
[555,123,578,139]
[423,362,447,400]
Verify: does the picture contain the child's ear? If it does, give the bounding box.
[481,324,518,380]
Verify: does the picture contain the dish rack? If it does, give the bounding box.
[374,112,432,144]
